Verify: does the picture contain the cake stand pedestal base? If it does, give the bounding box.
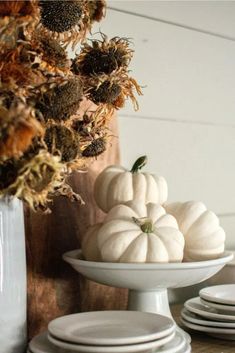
[128,289,191,342]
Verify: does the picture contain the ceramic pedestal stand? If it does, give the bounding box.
[63,250,233,348]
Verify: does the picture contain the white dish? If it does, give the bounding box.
[63,250,233,291]
[200,297,235,314]
[181,318,235,340]
[184,297,235,322]
[48,331,175,353]
[181,308,235,328]
[200,284,235,305]
[154,331,186,353]
[63,249,233,343]
[29,332,64,353]
[29,331,188,353]
[48,310,175,346]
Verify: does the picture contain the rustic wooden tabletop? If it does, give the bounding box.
[172,305,235,353]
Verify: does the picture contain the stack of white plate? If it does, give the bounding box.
[181,284,235,340]
[28,311,191,353]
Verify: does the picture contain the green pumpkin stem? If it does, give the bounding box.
[132,217,153,233]
[130,156,147,173]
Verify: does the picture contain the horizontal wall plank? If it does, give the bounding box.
[108,1,235,41]
[92,9,235,125]
[118,116,235,215]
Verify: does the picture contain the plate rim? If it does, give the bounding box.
[200,297,235,313]
[47,331,176,353]
[199,284,235,305]
[184,297,235,322]
[48,310,175,346]
[181,317,235,334]
[181,308,235,328]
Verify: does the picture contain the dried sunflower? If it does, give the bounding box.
[44,124,80,163]
[38,0,85,48]
[82,137,106,157]
[85,73,142,111]
[0,1,39,52]
[0,43,46,91]
[0,100,44,160]
[0,150,65,211]
[17,34,71,76]
[72,35,132,76]
[35,78,83,121]
[39,36,71,72]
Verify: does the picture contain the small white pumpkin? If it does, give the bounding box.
[165,201,226,261]
[82,223,102,261]
[94,156,168,213]
[97,202,184,263]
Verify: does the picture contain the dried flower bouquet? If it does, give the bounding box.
[0,0,141,212]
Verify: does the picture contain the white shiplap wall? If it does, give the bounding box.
[93,1,235,249]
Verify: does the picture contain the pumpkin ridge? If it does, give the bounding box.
[153,227,185,247]
[101,229,139,246]
[187,210,219,241]
[100,229,141,262]
[119,233,148,262]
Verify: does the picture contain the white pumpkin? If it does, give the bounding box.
[165,201,226,261]
[94,156,168,213]
[97,202,184,263]
[82,223,102,261]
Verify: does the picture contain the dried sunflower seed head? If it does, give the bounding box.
[40,36,70,69]
[39,0,82,33]
[82,137,106,157]
[36,78,83,121]
[73,36,132,76]
[89,81,121,105]
[44,124,80,162]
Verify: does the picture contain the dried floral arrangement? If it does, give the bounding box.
[0,0,141,212]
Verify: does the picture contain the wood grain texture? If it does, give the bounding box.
[25,113,128,340]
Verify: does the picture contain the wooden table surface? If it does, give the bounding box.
[172,305,235,353]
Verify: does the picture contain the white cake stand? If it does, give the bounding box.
[63,250,233,343]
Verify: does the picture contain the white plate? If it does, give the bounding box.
[29,332,66,353]
[184,297,235,322]
[48,310,175,346]
[181,318,235,340]
[29,331,188,353]
[200,284,235,305]
[200,297,235,314]
[153,331,186,353]
[48,332,175,353]
[181,308,235,328]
